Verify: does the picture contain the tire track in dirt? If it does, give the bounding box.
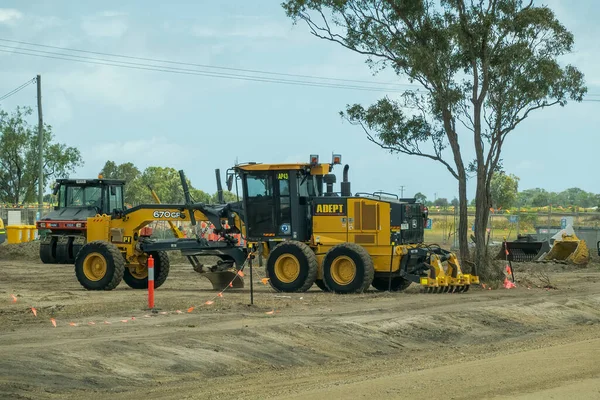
[1,292,600,398]
[1,260,600,399]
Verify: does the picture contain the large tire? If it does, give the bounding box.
[266,240,317,292]
[55,236,75,264]
[315,279,331,292]
[40,236,58,264]
[322,243,374,294]
[371,276,411,292]
[123,251,170,289]
[74,241,125,290]
[71,235,86,261]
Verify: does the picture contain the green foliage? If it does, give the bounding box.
[282,0,586,269]
[100,161,140,183]
[100,161,141,204]
[190,188,211,204]
[516,212,538,229]
[211,190,239,203]
[98,161,231,205]
[490,172,519,209]
[0,106,83,204]
[434,197,449,208]
[414,192,427,204]
[518,187,599,209]
[135,166,189,204]
[284,0,585,177]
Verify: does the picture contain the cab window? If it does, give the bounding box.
[108,185,124,212]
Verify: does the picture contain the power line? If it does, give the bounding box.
[0,46,417,93]
[0,77,36,102]
[0,37,420,89]
[1,39,598,101]
[4,38,599,99]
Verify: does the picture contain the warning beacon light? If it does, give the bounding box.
[332,154,342,165]
[309,154,319,166]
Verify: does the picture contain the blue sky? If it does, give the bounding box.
[0,1,598,203]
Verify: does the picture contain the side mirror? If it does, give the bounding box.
[52,183,60,195]
[110,186,116,196]
[226,173,234,192]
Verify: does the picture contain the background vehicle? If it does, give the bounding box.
[36,177,126,264]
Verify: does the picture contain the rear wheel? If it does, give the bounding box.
[266,241,317,292]
[371,276,411,292]
[315,279,331,292]
[322,243,374,294]
[40,236,58,264]
[71,235,86,261]
[55,236,75,264]
[123,251,170,289]
[74,241,125,290]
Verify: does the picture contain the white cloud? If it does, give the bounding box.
[191,16,290,39]
[85,137,194,168]
[29,15,63,32]
[81,12,128,38]
[99,11,126,18]
[53,66,171,112]
[0,8,22,25]
[45,90,73,127]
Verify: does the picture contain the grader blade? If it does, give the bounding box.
[202,271,244,291]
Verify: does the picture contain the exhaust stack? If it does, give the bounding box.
[215,168,224,204]
[341,164,351,197]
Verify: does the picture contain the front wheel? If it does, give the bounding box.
[123,251,170,289]
[74,241,125,290]
[266,240,317,292]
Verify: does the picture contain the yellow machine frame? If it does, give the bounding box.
[232,157,479,294]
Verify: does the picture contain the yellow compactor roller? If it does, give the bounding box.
[67,154,478,294]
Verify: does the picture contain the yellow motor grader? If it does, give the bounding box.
[227,155,478,293]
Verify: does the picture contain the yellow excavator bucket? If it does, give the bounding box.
[544,233,589,265]
[566,237,589,265]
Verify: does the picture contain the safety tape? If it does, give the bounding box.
[8,253,281,328]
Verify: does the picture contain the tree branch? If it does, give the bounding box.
[355,119,459,180]
[300,11,397,64]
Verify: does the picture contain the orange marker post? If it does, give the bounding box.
[148,255,155,309]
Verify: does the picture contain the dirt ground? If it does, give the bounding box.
[1,242,600,399]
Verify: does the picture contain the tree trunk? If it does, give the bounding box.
[457,170,470,265]
[474,171,491,275]
[439,109,470,264]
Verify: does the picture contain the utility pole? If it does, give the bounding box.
[399,185,405,198]
[36,75,43,220]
